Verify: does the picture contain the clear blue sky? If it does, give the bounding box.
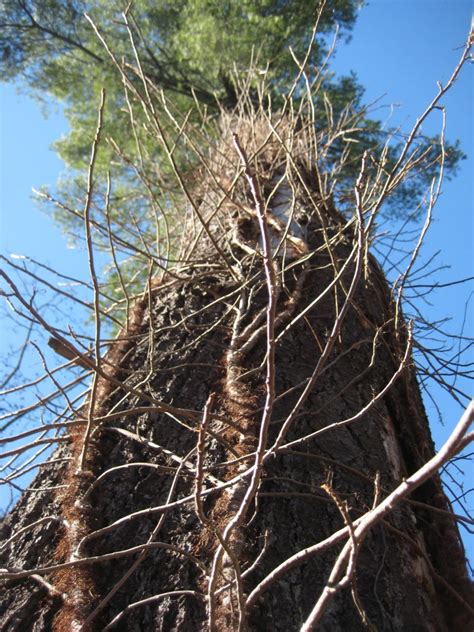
[330,3,473,427]
[0,1,472,562]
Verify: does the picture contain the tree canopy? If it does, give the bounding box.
[0,8,472,627]
[0,0,465,298]
[1,1,361,171]
[1,1,358,98]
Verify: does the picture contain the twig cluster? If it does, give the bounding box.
[1,13,472,632]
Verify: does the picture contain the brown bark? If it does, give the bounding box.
[1,123,472,631]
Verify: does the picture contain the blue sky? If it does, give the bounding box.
[332,0,473,565]
[330,3,473,425]
[0,1,472,562]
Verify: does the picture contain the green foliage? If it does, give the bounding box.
[1,1,360,164]
[0,0,465,312]
[1,1,358,98]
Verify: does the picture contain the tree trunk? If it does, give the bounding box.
[1,118,472,631]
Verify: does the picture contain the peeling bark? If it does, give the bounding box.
[1,126,472,631]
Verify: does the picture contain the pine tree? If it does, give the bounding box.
[1,4,472,630]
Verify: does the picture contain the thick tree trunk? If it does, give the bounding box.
[1,120,472,631]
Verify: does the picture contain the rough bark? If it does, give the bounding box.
[1,121,472,631]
